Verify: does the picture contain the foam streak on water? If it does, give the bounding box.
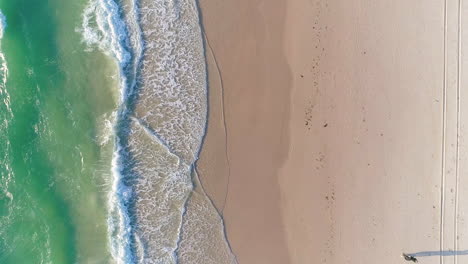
[0,10,19,262]
[0,9,13,223]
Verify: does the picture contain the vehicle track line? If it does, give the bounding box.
[440,0,448,263]
[454,0,462,263]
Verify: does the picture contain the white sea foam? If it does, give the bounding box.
[77,0,206,263]
[79,0,133,102]
[0,10,13,205]
[0,10,9,105]
[0,11,15,262]
[0,11,6,40]
[79,0,235,263]
[79,0,130,67]
[126,118,193,263]
[79,1,136,263]
[134,0,208,164]
[177,175,238,264]
[126,0,210,262]
[96,112,117,146]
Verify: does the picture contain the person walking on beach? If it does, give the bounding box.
[402,253,418,263]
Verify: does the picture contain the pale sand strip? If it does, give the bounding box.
[197,0,468,263]
[282,0,464,264]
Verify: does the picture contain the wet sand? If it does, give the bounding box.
[197,0,291,263]
[197,0,468,263]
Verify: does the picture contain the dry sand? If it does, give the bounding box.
[197,0,468,263]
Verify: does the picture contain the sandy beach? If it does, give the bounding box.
[197,0,291,263]
[197,0,468,263]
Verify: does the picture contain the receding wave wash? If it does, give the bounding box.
[0,0,235,263]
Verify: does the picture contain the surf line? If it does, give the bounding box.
[79,0,142,263]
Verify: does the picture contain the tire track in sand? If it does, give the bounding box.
[440,1,463,263]
[440,0,448,263]
[454,0,462,263]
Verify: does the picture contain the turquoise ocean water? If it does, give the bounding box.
[0,0,237,263]
[0,0,118,263]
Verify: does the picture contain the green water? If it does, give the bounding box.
[0,0,119,263]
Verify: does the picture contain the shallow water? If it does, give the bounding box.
[0,0,236,263]
[0,0,118,263]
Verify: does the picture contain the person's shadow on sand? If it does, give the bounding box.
[403,250,468,262]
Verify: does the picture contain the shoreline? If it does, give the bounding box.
[196,0,292,263]
[195,28,231,214]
